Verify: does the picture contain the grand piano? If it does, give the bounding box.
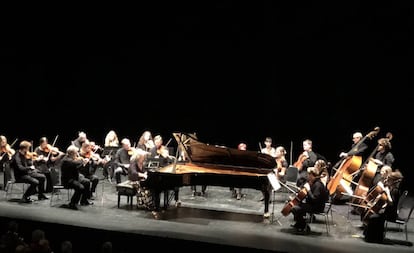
[141,132,277,215]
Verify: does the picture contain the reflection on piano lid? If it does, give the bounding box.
[173,132,276,169]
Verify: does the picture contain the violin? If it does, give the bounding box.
[0,144,15,160]
[42,144,60,154]
[156,146,169,158]
[25,151,38,160]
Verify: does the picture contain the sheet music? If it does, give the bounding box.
[267,172,281,191]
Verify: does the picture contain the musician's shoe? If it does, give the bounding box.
[175,201,181,207]
[38,194,49,200]
[263,212,270,218]
[191,191,196,197]
[259,197,265,202]
[68,203,78,210]
[21,196,33,203]
[236,193,241,200]
[231,190,237,198]
[80,200,94,206]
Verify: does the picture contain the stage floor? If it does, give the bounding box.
[0,170,413,253]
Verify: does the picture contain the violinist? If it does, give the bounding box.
[290,163,329,233]
[78,140,103,201]
[34,137,65,193]
[113,138,134,184]
[0,135,16,188]
[149,135,173,167]
[60,145,92,209]
[137,130,155,153]
[295,139,318,188]
[71,131,87,150]
[9,140,48,203]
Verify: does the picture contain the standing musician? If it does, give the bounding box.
[113,138,134,184]
[290,164,329,233]
[60,145,92,209]
[33,137,65,193]
[9,140,48,203]
[371,137,395,186]
[0,135,16,188]
[230,142,247,200]
[295,139,318,188]
[339,132,369,160]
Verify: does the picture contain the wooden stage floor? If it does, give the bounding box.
[0,170,413,253]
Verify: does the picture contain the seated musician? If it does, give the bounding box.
[290,165,329,233]
[33,137,65,193]
[60,145,92,209]
[113,138,133,184]
[149,135,174,167]
[79,140,106,200]
[295,139,318,188]
[0,135,16,188]
[128,150,152,209]
[149,135,180,206]
[71,131,87,150]
[9,140,49,203]
[362,166,403,242]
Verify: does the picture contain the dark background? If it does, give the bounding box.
[1,3,413,190]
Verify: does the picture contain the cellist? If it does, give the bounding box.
[290,162,329,233]
[295,139,318,188]
[362,167,402,243]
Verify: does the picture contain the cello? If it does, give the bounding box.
[360,182,389,225]
[281,187,308,216]
[352,132,393,206]
[327,127,380,199]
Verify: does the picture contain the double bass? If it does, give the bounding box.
[352,132,393,206]
[327,127,380,200]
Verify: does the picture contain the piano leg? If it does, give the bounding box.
[153,190,161,211]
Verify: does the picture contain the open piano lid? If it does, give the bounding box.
[173,132,276,170]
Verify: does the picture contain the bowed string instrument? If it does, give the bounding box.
[351,131,393,207]
[327,127,380,200]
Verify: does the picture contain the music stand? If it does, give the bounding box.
[267,173,282,226]
[102,146,119,158]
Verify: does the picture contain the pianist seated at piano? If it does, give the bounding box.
[128,150,156,210]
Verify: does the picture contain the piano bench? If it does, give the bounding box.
[116,181,137,209]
